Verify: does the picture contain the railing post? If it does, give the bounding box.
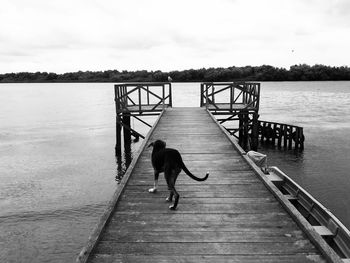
[256,83,260,111]
[300,127,304,150]
[123,113,131,146]
[138,85,141,112]
[243,83,247,105]
[212,85,215,105]
[283,125,288,149]
[162,84,165,109]
[115,114,122,154]
[251,112,259,151]
[278,124,282,148]
[200,83,203,107]
[114,85,118,113]
[169,83,172,107]
[146,85,150,105]
[205,84,209,108]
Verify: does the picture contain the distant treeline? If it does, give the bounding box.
[1,64,350,83]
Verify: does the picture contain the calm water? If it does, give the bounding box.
[0,81,349,262]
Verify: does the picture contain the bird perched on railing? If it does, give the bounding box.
[168,76,172,82]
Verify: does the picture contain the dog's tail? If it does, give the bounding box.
[181,161,209,181]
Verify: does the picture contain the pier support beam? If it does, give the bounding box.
[123,113,132,146]
[238,110,249,150]
[115,114,122,155]
[251,113,259,151]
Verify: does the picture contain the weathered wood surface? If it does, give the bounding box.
[86,107,327,263]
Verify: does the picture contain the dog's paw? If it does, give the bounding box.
[148,188,157,193]
[166,197,172,202]
[169,205,177,210]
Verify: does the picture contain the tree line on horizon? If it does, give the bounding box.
[1,64,350,83]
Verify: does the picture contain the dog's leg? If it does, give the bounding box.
[166,191,173,202]
[164,167,174,202]
[166,170,180,210]
[169,187,179,210]
[148,171,159,193]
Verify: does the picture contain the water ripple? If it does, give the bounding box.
[0,203,106,224]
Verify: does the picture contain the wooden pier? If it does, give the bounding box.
[77,105,344,263]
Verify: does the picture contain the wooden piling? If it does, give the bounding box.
[122,113,131,145]
[115,115,122,153]
[277,125,282,148]
[251,113,259,151]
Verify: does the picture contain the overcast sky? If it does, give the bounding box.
[1,0,350,73]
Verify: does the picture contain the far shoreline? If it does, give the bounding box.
[1,64,350,83]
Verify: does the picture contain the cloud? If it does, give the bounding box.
[0,0,349,73]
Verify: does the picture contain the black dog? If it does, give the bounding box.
[148,140,209,210]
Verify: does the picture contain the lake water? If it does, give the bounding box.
[0,81,349,262]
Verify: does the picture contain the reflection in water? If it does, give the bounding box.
[114,132,138,183]
[114,116,155,183]
[115,143,133,183]
[259,139,305,158]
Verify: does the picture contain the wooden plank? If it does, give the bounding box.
[115,202,287,214]
[128,178,261,185]
[121,189,273,198]
[106,213,299,231]
[139,153,247,161]
[137,157,247,165]
[124,184,269,193]
[93,241,318,255]
[110,211,291,222]
[101,229,306,243]
[314,226,334,237]
[103,223,301,233]
[89,254,326,263]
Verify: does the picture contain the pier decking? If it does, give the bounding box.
[77,107,340,263]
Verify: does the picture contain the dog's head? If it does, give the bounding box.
[148,139,166,152]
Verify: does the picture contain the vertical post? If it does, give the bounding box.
[212,86,215,105]
[114,85,118,111]
[138,85,142,112]
[169,83,172,107]
[124,138,132,168]
[243,111,249,150]
[200,83,203,107]
[115,114,122,155]
[238,113,243,146]
[300,127,304,150]
[288,126,293,150]
[272,123,277,146]
[146,85,150,105]
[242,83,247,105]
[123,113,131,146]
[262,122,267,142]
[267,123,272,144]
[230,84,234,112]
[238,110,249,150]
[256,83,260,111]
[162,84,165,109]
[295,127,300,150]
[277,124,282,148]
[283,125,288,149]
[115,84,122,155]
[205,84,209,108]
[251,112,259,151]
